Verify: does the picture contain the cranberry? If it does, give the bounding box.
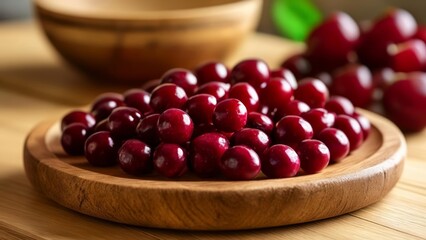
[333,115,364,151]
[219,146,261,180]
[91,92,124,113]
[150,83,188,112]
[274,115,314,148]
[84,131,117,166]
[246,112,274,135]
[230,59,270,90]
[91,100,125,122]
[270,68,298,89]
[61,123,88,155]
[298,139,330,174]
[324,96,355,116]
[261,77,294,110]
[194,62,230,85]
[228,82,260,112]
[61,110,96,132]
[275,100,310,120]
[281,53,312,79]
[118,139,152,175]
[352,112,371,140]
[192,123,217,138]
[136,114,161,147]
[189,133,229,177]
[415,26,426,47]
[262,144,300,178]
[161,68,198,96]
[153,143,187,178]
[317,128,350,162]
[196,81,230,102]
[185,94,217,125]
[108,107,142,140]
[388,39,426,72]
[141,79,161,93]
[294,78,329,108]
[157,108,194,144]
[94,119,110,132]
[330,64,374,108]
[123,89,152,115]
[213,98,247,133]
[302,108,335,136]
[231,128,270,156]
[372,68,395,90]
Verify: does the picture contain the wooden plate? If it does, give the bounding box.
[23,110,406,230]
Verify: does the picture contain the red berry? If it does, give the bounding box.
[123,89,152,115]
[194,62,229,85]
[108,107,142,140]
[352,112,371,140]
[324,96,355,116]
[153,143,187,178]
[157,108,194,144]
[136,114,161,147]
[161,68,198,96]
[185,94,217,125]
[298,139,330,174]
[231,59,270,90]
[262,144,300,178]
[219,146,261,180]
[274,115,314,148]
[302,108,335,136]
[317,128,350,162]
[270,68,298,89]
[85,131,117,167]
[228,82,260,113]
[281,53,312,79]
[61,110,96,132]
[231,128,271,156]
[261,77,294,110]
[294,78,329,108]
[118,139,152,175]
[246,112,274,135]
[61,123,88,155]
[196,81,230,102]
[150,83,188,112]
[275,100,310,121]
[388,39,426,72]
[333,115,364,151]
[213,98,247,132]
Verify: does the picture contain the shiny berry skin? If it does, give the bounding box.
[298,139,330,174]
[352,112,371,140]
[294,78,329,108]
[330,64,374,108]
[246,112,274,135]
[157,108,194,144]
[213,98,247,132]
[185,94,217,125]
[189,133,229,177]
[228,82,260,112]
[261,78,294,110]
[196,81,230,102]
[325,96,355,116]
[108,107,142,140]
[317,128,350,162]
[231,128,271,156]
[281,53,312,79]
[91,100,126,122]
[153,143,187,178]
[333,115,364,151]
[274,115,314,148]
[118,139,152,175]
[275,100,310,121]
[302,108,335,136]
[61,123,88,155]
[230,59,270,90]
[84,131,117,167]
[192,123,217,138]
[136,114,161,147]
[270,68,298,89]
[94,119,110,132]
[388,39,426,72]
[383,75,426,132]
[161,68,198,96]
[372,68,395,90]
[91,92,124,113]
[262,144,300,178]
[61,110,96,132]
[150,83,188,112]
[123,89,152,115]
[219,146,261,180]
[141,79,161,93]
[194,62,230,85]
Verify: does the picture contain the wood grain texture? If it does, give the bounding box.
[23,110,406,230]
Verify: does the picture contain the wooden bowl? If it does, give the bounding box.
[34,0,262,84]
[23,110,406,230]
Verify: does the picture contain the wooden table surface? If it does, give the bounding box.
[0,21,425,240]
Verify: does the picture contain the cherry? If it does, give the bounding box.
[157,108,194,144]
[388,39,426,72]
[228,82,260,112]
[153,143,187,178]
[61,123,88,155]
[230,59,270,90]
[260,77,294,110]
[213,98,247,133]
[333,115,364,151]
[324,96,355,116]
[91,92,124,113]
[91,100,126,122]
[108,107,142,140]
[231,128,271,156]
[317,128,350,162]
[270,68,298,89]
[298,139,330,174]
[194,62,230,85]
[196,81,230,102]
[118,139,152,175]
[150,83,188,112]
[185,94,217,125]
[123,89,152,115]
[294,78,329,108]
[161,68,198,96]
[219,146,261,180]
[136,114,161,147]
[302,108,335,136]
[274,115,314,148]
[281,53,312,79]
[275,100,310,121]
[84,131,117,167]
[189,133,229,177]
[61,110,96,132]
[246,112,274,135]
[261,144,300,178]
[352,112,371,140]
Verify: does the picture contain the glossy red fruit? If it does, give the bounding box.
[157,108,194,144]
[84,131,117,167]
[185,94,217,125]
[261,77,294,110]
[333,115,363,151]
[383,75,426,132]
[298,139,330,174]
[228,82,260,112]
[192,123,217,138]
[94,119,109,132]
[196,81,230,102]
[150,83,188,112]
[61,123,88,155]
[230,59,270,90]
[108,107,142,140]
[388,39,426,72]
[414,26,426,47]
[330,64,374,107]
[213,98,247,132]
[246,112,274,135]
[294,78,329,108]
[194,62,230,85]
[153,143,187,178]
[141,79,161,93]
[317,128,350,162]
[123,89,152,115]
[274,115,314,148]
[219,146,261,180]
[231,128,271,156]
[324,96,355,116]
[275,100,310,121]
[270,68,298,89]
[61,110,96,132]
[352,112,371,140]
[281,53,312,79]
[118,139,152,175]
[91,92,124,113]
[302,108,335,136]
[136,114,161,147]
[372,68,395,90]
[189,133,229,177]
[262,144,300,178]
[161,68,198,96]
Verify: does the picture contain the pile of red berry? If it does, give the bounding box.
[282,8,426,132]
[60,59,370,180]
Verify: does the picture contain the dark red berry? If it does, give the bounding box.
[194,62,230,85]
[274,115,314,148]
[153,143,187,178]
[294,78,329,108]
[185,94,217,125]
[298,139,330,174]
[228,82,260,112]
[123,89,152,115]
[213,98,247,132]
[317,128,350,162]
[157,108,194,144]
[108,107,142,140]
[246,112,274,135]
[302,108,336,136]
[150,83,188,112]
[231,128,270,156]
[262,144,300,178]
[61,123,88,155]
[161,68,198,96]
[281,53,312,79]
[118,139,152,175]
[270,68,298,89]
[136,114,161,147]
[61,111,96,132]
[333,115,364,151]
[352,112,371,140]
[84,131,117,167]
[275,100,310,121]
[325,96,355,116]
[261,77,294,110]
[196,81,230,102]
[231,59,270,90]
[388,39,426,72]
[219,146,261,180]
